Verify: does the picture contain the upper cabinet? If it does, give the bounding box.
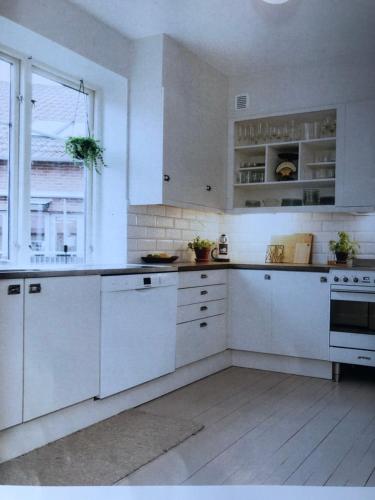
[335,99,375,210]
[128,35,228,210]
[229,108,339,212]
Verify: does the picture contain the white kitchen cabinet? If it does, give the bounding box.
[228,270,272,353]
[129,34,227,210]
[0,280,24,431]
[23,276,101,421]
[270,271,330,360]
[229,270,330,361]
[336,99,375,209]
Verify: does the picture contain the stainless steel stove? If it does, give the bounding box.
[329,259,375,376]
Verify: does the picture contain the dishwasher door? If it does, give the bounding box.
[100,284,177,398]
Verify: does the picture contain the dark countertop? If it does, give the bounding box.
[0,261,338,279]
[176,262,332,273]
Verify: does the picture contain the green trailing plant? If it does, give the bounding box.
[187,236,215,251]
[65,136,106,174]
[329,231,359,260]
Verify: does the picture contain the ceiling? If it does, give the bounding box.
[68,0,375,76]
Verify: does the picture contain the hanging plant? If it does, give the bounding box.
[65,136,106,174]
[64,79,106,174]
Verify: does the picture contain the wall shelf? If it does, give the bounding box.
[231,108,337,211]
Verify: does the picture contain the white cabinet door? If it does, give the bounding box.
[0,280,24,431]
[270,272,330,360]
[336,99,375,208]
[228,270,272,353]
[24,276,101,421]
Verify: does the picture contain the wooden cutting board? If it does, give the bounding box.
[270,233,313,264]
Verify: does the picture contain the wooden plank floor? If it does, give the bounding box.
[117,365,375,487]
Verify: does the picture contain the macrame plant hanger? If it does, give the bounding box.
[72,79,91,138]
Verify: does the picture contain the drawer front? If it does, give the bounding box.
[178,270,227,289]
[330,347,375,367]
[178,284,227,306]
[177,299,227,324]
[330,331,375,351]
[176,314,227,368]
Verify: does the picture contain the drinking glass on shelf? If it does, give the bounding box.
[240,171,249,184]
[282,124,289,141]
[270,126,277,142]
[237,124,243,145]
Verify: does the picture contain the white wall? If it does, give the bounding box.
[0,0,131,76]
[229,60,375,119]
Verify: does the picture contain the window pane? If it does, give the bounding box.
[30,72,90,265]
[0,58,11,260]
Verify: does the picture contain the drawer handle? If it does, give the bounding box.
[200,322,208,328]
[200,305,208,311]
[320,277,327,283]
[200,290,208,295]
[201,274,208,279]
[29,284,41,294]
[8,284,21,295]
[264,274,271,280]
[358,356,371,361]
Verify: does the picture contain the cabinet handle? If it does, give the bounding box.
[206,185,212,191]
[29,283,41,294]
[8,284,21,295]
[164,174,170,182]
[201,274,208,279]
[200,290,208,295]
[200,322,208,328]
[358,355,371,361]
[264,274,271,280]
[200,305,208,311]
[320,276,328,283]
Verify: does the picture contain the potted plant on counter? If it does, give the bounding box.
[329,231,359,264]
[187,236,215,263]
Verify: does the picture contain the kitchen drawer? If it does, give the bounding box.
[176,314,227,368]
[330,347,375,367]
[178,270,227,289]
[177,299,227,324]
[330,331,375,351]
[178,284,227,306]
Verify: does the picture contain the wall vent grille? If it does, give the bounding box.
[235,94,249,110]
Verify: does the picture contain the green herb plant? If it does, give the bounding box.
[187,236,215,250]
[329,231,359,258]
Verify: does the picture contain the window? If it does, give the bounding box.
[0,50,96,266]
[30,71,92,265]
[0,56,13,260]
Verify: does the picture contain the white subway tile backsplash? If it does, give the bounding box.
[156,216,174,228]
[127,204,375,264]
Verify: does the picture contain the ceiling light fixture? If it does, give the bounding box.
[262,0,289,4]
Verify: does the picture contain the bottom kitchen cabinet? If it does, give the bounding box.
[23,276,101,421]
[0,280,24,431]
[176,314,227,368]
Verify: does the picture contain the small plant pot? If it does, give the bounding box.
[194,247,211,262]
[335,251,349,264]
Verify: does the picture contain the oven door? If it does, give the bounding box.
[330,287,375,351]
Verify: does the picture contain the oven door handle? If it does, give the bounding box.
[331,290,375,303]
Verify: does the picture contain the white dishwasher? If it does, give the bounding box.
[99,272,178,398]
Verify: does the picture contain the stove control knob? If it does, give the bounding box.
[353,277,359,283]
[334,276,339,282]
[343,277,349,282]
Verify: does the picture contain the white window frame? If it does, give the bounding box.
[0,48,97,265]
[0,51,20,264]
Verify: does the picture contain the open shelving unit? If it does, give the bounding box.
[231,109,337,210]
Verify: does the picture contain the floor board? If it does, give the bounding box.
[119,366,375,487]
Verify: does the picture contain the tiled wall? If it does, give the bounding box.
[223,212,375,264]
[128,205,375,264]
[127,205,222,263]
